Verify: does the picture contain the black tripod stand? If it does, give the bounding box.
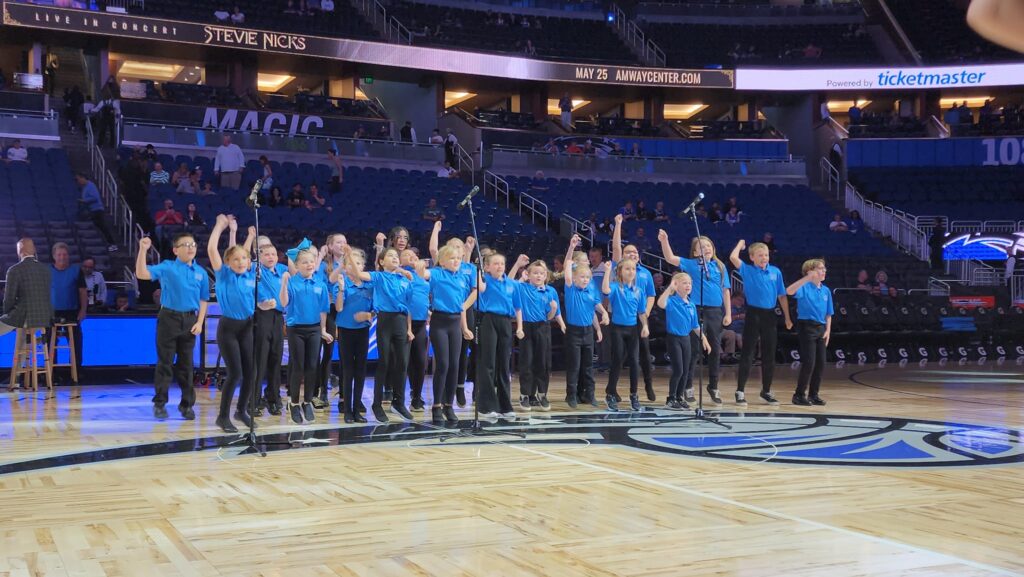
[440,190,525,442]
[659,193,730,430]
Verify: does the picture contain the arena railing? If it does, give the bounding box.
[612,3,666,67]
[484,171,511,209]
[820,156,840,198]
[355,0,413,44]
[843,180,929,261]
[0,108,60,141]
[560,213,595,247]
[87,119,138,256]
[872,0,923,65]
[518,191,549,229]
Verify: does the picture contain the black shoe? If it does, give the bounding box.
[613,393,622,403]
[443,406,459,426]
[337,401,345,415]
[707,387,723,404]
[353,412,368,423]
[257,397,268,411]
[290,403,304,425]
[538,394,550,411]
[760,391,780,405]
[311,397,328,410]
[629,394,641,411]
[356,401,367,413]
[431,406,444,426]
[645,383,656,402]
[268,402,283,416]
[216,416,238,433]
[302,402,316,423]
[566,394,578,409]
[372,404,389,423]
[180,406,196,420]
[792,394,811,406]
[153,404,168,419]
[666,398,681,410]
[684,389,696,404]
[390,403,414,421]
[809,395,827,406]
[344,413,355,424]
[411,398,426,412]
[520,395,532,411]
[606,394,619,412]
[456,386,467,407]
[234,410,256,429]
[679,399,691,409]
[529,395,541,408]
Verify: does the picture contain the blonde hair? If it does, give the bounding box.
[528,259,549,272]
[802,258,826,275]
[614,259,637,285]
[671,271,692,285]
[345,248,366,268]
[574,264,593,279]
[483,251,505,267]
[690,235,726,278]
[572,251,588,265]
[223,245,249,262]
[294,248,317,264]
[437,245,459,265]
[748,242,769,255]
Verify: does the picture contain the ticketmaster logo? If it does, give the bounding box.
[824,69,989,88]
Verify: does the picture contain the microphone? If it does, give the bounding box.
[457,185,480,210]
[246,178,263,208]
[681,192,705,215]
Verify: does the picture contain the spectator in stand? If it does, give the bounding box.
[443,128,459,166]
[855,269,872,291]
[636,200,652,220]
[171,163,190,186]
[258,155,274,191]
[142,144,158,163]
[199,182,216,196]
[76,173,119,252]
[848,103,863,124]
[762,232,777,255]
[530,170,549,191]
[49,242,87,380]
[376,124,391,141]
[929,225,947,270]
[0,69,6,91]
[154,199,184,245]
[582,140,595,155]
[558,92,573,129]
[708,202,723,224]
[437,161,458,178]
[81,256,107,310]
[620,200,636,221]
[149,162,170,185]
[306,184,331,212]
[214,7,229,21]
[565,141,582,155]
[829,213,849,232]
[846,210,865,235]
[184,203,205,229]
[523,39,537,56]
[725,207,741,226]
[429,129,444,145]
[400,121,416,143]
[633,227,651,253]
[214,134,245,191]
[654,201,669,222]
[230,6,244,23]
[597,217,612,235]
[726,197,742,214]
[720,293,746,364]
[629,142,641,157]
[803,42,823,59]
[113,292,133,312]
[583,212,598,232]
[268,186,285,208]
[288,183,305,208]
[0,239,52,338]
[872,271,898,298]
[5,139,28,163]
[422,198,445,222]
[176,169,198,195]
[64,86,84,133]
[327,148,343,194]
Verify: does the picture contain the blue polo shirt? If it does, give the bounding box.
[664,294,699,337]
[479,274,522,317]
[148,259,209,312]
[80,181,104,212]
[679,258,731,308]
[316,259,344,285]
[612,259,656,302]
[285,275,329,326]
[564,283,601,327]
[369,271,411,314]
[795,282,834,324]
[607,281,643,326]
[459,262,478,290]
[257,263,287,312]
[429,267,470,314]
[336,276,374,329]
[51,264,84,311]
[739,262,786,310]
[518,282,559,323]
[404,266,430,322]
[215,267,256,320]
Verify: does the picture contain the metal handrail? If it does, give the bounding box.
[484,171,511,208]
[928,115,950,138]
[612,4,666,67]
[455,141,475,186]
[518,191,549,229]
[561,213,595,247]
[491,144,800,164]
[87,118,137,256]
[875,0,923,65]
[820,156,840,198]
[844,181,928,261]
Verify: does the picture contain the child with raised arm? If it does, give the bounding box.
[786,259,833,406]
[429,220,478,408]
[730,239,792,406]
[601,256,648,412]
[254,236,287,416]
[657,272,711,410]
[475,251,524,419]
[563,234,610,408]
[612,213,657,402]
[515,255,566,411]
[332,248,373,423]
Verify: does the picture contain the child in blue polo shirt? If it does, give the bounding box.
[657,272,712,410]
[475,251,524,419]
[254,236,287,416]
[136,233,209,421]
[402,248,431,414]
[279,247,333,425]
[786,258,833,407]
[514,256,566,412]
[207,214,257,433]
[730,239,793,406]
[601,257,649,412]
[331,248,373,424]
[563,234,610,409]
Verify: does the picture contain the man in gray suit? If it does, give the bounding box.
[1,239,53,335]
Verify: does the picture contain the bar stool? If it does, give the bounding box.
[50,322,80,384]
[9,327,53,392]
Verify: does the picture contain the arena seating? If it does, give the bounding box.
[572,117,660,138]
[887,0,1020,63]
[642,22,880,68]
[0,147,114,274]
[388,2,637,64]
[847,115,927,138]
[637,0,864,17]
[470,109,543,131]
[137,0,379,40]
[848,166,1024,221]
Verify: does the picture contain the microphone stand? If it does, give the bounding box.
[657,205,730,429]
[440,192,525,442]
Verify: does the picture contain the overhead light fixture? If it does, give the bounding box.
[117,61,184,81]
[445,91,476,108]
[939,96,993,108]
[663,103,709,120]
[257,73,296,93]
[827,99,871,113]
[546,98,590,115]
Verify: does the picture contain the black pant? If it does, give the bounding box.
[216,316,254,417]
[153,309,197,408]
[606,323,639,397]
[287,323,321,403]
[50,309,84,379]
[90,210,117,246]
[316,314,337,401]
[338,326,369,416]
[375,312,410,407]
[565,325,595,400]
[458,308,477,386]
[634,325,653,389]
[476,312,514,413]
[407,319,428,401]
[519,321,552,397]
[796,321,826,397]
[254,309,285,403]
[687,306,724,391]
[667,333,692,399]
[737,306,778,392]
[429,313,463,406]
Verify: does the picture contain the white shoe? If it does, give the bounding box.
[478,411,499,420]
[735,391,747,405]
[499,411,517,419]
